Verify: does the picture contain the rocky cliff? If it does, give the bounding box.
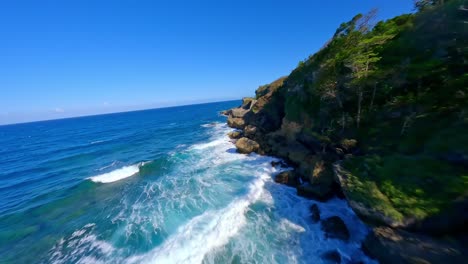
[224,1,467,263]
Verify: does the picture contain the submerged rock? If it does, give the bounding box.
[363,227,466,264]
[321,250,341,263]
[310,204,320,223]
[321,216,350,241]
[235,137,260,154]
[271,160,288,168]
[227,131,243,139]
[274,170,298,187]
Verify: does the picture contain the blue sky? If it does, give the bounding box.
[0,0,413,125]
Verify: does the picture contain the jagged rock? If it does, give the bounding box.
[310,204,320,223]
[227,131,242,139]
[340,139,358,152]
[362,227,466,264]
[297,183,334,201]
[235,137,260,154]
[244,125,257,138]
[227,116,245,129]
[274,170,298,187]
[321,250,341,263]
[231,108,249,118]
[241,97,256,109]
[271,160,288,168]
[220,109,231,116]
[321,216,350,241]
[286,143,311,165]
[280,118,303,141]
[255,76,286,98]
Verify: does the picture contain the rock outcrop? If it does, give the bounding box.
[224,5,468,262]
[274,170,299,187]
[363,227,466,264]
[227,131,242,139]
[235,137,260,154]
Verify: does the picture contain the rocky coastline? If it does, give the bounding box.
[222,93,466,263]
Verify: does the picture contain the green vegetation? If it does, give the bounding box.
[257,0,467,224]
[344,155,468,221]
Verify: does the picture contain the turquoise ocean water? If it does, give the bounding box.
[0,101,374,263]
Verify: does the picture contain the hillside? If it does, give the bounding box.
[224,0,467,262]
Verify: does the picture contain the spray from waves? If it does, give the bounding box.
[127,169,273,264]
[89,164,142,183]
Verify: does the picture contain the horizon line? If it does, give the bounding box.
[0,99,241,127]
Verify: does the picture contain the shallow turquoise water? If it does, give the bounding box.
[0,101,375,263]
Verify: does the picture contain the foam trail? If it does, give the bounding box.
[127,172,269,264]
[88,164,140,183]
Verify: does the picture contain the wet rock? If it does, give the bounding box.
[321,216,350,241]
[363,227,466,264]
[220,109,231,116]
[235,137,260,154]
[227,131,242,139]
[274,170,298,187]
[321,250,341,263]
[296,183,334,201]
[310,204,320,222]
[271,160,288,168]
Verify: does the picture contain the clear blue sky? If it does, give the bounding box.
[0,0,413,125]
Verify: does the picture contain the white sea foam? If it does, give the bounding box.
[127,171,270,264]
[88,164,140,183]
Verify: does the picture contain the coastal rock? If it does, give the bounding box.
[271,160,288,168]
[310,203,320,222]
[296,183,334,201]
[227,116,245,129]
[220,109,232,116]
[241,97,256,109]
[362,227,466,264]
[340,139,358,152]
[231,108,249,118]
[227,131,242,139]
[274,170,298,187]
[235,137,260,154]
[333,163,405,227]
[244,125,257,138]
[321,216,350,241]
[321,250,341,263]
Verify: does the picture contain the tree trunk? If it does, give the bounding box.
[369,82,377,111]
[357,87,363,128]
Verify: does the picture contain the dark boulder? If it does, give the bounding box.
[274,170,299,187]
[297,183,334,202]
[363,227,466,264]
[310,204,320,223]
[321,216,350,241]
[321,250,341,263]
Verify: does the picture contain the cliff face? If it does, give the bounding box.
[225,1,467,262]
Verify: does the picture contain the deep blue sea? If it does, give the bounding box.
[0,101,374,264]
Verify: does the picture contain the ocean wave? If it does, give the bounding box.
[88,164,141,183]
[127,171,270,264]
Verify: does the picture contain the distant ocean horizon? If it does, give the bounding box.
[0,100,374,263]
[0,99,241,127]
